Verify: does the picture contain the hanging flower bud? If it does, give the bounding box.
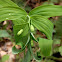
[17,29,23,36]
[31,40,34,47]
[30,25,34,31]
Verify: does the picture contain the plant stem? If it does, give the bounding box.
[27,15,37,61]
[24,49,25,58]
[47,56,62,61]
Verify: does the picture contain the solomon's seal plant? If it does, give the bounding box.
[0,0,62,62]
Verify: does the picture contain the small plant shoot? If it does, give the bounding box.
[0,0,62,62]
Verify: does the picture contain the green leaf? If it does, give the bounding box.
[12,36,30,54]
[59,46,62,56]
[30,15,53,39]
[0,7,27,22]
[13,23,29,43]
[0,0,18,7]
[12,16,27,25]
[29,5,62,18]
[2,54,9,62]
[0,0,27,22]
[38,38,53,57]
[12,23,30,54]
[0,30,11,38]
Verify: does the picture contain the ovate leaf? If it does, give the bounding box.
[13,23,29,44]
[29,5,62,18]
[12,16,27,25]
[0,0,27,22]
[12,23,29,54]
[0,0,18,7]
[0,7,27,22]
[30,15,53,39]
[38,38,53,57]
